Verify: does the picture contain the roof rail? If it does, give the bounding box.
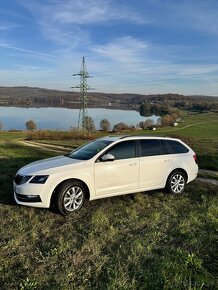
[119,134,165,139]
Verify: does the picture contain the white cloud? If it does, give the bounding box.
[18,0,146,46]
[14,65,42,71]
[91,36,149,63]
[178,64,218,76]
[176,1,218,35]
[0,43,55,59]
[158,0,218,36]
[0,22,19,31]
[45,0,146,25]
[0,7,31,21]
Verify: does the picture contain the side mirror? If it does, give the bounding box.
[100,154,115,162]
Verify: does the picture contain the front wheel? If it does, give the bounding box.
[166,171,187,194]
[54,181,86,215]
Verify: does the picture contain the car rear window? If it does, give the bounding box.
[166,140,189,154]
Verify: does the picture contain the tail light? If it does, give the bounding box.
[193,153,197,163]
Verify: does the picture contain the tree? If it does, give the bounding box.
[100,119,111,132]
[161,115,171,126]
[25,120,37,131]
[0,120,3,130]
[139,102,151,116]
[83,116,96,132]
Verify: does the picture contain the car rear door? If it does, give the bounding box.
[139,139,174,189]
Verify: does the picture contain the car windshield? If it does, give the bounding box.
[67,139,113,160]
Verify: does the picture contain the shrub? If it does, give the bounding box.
[26,129,96,141]
[113,122,129,131]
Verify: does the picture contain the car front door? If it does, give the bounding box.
[94,140,139,196]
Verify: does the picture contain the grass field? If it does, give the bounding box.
[0,112,218,289]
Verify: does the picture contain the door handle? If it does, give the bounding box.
[129,163,138,166]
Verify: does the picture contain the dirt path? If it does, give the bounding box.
[18,140,72,153]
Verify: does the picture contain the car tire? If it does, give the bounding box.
[166,170,187,194]
[54,180,86,215]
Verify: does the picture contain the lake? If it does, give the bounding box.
[0,106,159,130]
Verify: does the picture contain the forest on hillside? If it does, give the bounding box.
[0,86,218,113]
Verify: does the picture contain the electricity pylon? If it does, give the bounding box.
[72,57,92,131]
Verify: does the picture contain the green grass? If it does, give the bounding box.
[0,132,218,289]
[0,131,26,141]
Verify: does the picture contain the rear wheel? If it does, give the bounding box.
[166,170,186,194]
[54,181,86,215]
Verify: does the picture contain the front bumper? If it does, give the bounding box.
[13,181,50,208]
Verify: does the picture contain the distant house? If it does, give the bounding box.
[150,127,157,131]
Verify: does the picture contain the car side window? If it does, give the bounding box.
[166,140,189,154]
[105,141,136,160]
[139,140,162,157]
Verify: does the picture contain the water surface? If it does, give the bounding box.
[0,107,159,130]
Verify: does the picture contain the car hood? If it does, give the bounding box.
[18,155,85,175]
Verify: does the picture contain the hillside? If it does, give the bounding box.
[0,86,142,108]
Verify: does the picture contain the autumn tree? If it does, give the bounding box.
[100,119,111,132]
[25,120,37,131]
[161,114,177,126]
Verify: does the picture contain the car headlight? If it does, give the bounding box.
[29,175,49,184]
[20,176,32,185]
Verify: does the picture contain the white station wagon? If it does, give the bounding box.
[14,136,198,215]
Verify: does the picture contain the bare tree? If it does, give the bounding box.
[83,116,96,132]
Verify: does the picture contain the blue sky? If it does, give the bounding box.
[0,0,218,95]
